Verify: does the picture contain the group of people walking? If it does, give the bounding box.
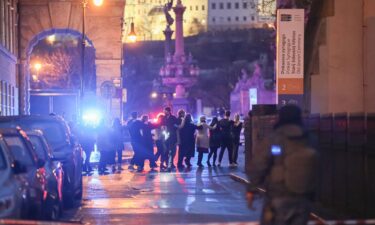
[127,107,243,172]
[78,106,244,174]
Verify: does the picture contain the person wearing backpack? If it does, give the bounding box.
[247,104,318,225]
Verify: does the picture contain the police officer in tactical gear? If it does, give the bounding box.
[247,104,318,225]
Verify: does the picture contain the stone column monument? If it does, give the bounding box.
[159,0,199,112]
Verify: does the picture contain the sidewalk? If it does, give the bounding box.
[228,172,358,225]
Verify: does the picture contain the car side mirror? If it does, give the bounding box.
[37,158,45,169]
[12,160,27,174]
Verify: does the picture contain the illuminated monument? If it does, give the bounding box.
[159,0,199,112]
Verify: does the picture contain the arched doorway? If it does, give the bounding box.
[26,29,96,121]
[18,0,124,118]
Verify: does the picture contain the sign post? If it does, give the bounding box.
[276,9,305,107]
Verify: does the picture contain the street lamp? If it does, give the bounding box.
[81,0,103,115]
[33,63,42,82]
[151,92,158,99]
[93,0,104,6]
[121,17,137,120]
[127,18,137,43]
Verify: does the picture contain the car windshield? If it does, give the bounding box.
[0,147,6,170]
[0,120,67,150]
[29,136,47,161]
[3,136,35,168]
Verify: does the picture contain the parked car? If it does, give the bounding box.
[0,135,30,219]
[0,128,47,219]
[0,116,83,208]
[26,130,64,219]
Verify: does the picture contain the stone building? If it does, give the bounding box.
[309,0,375,113]
[0,0,19,116]
[124,0,274,42]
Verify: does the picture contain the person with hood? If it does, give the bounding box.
[247,104,318,225]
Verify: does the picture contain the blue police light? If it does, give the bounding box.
[82,109,102,127]
[271,145,282,156]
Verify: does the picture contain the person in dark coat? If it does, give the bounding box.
[97,123,111,175]
[232,113,243,166]
[178,114,199,168]
[127,112,143,170]
[162,107,179,170]
[218,110,234,167]
[176,109,186,148]
[111,118,124,172]
[79,123,96,174]
[138,115,158,171]
[207,117,220,167]
[154,113,167,169]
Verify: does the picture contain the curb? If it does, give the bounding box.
[229,173,326,224]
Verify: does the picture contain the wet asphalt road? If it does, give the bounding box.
[63,148,262,225]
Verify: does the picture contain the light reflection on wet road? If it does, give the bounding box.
[64,150,262,225]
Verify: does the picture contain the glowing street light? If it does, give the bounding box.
[34,63,42,71]
[32,63,42,82]
[127,22,137,43]
[47,35,56,44]
[93,0,104,6]
[151,92,158,99]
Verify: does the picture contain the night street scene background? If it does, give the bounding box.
[1,0,375,224]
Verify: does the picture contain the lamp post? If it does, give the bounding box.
[121,17,137,120]
[81,0,103,115]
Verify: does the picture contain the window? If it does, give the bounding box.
[235,16,239,21]
[29,136,47,161]
[212,17,216,22]
[243,2,248,9]
[251,16,255,21]
[196,5,199,10]
[243,16,247,21]
[235,2,239,9]
[190,6,193,10]
[227,17,231,22]
[0,147,7,170]
[219,2,224,9]
[227,2,231,9]
[211,3,216,9]
[202,5,205,10]
[4,136,34,168]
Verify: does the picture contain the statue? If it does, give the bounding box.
[164,0,174,27]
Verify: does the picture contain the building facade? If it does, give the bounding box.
[208,0,259,31]
[309,0,375,113]
[0,0,19,116]
[124,0,275,42]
